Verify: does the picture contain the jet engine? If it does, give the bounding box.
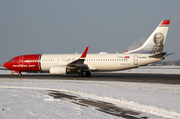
[49,66,67,75]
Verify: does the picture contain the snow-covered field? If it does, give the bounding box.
[0,66,180,119]
[0,79,180,118]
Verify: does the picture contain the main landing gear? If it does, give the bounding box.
[78,72,84,77]
[85,71,91,77]
[78,71,91,77]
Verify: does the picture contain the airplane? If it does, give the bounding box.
[3,20,170,77]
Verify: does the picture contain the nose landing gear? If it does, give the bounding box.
[18,72,22,77]
[11,70,22,76]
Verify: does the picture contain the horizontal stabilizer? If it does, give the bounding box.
[165,53,175,56]
[149,52,167,58]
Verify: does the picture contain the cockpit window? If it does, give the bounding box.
[10,59,14,62]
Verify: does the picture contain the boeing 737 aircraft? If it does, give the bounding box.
[3,20,170,77]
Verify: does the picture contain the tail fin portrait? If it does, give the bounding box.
[127,20,170,54]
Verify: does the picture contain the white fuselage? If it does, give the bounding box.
[40,53,162,72]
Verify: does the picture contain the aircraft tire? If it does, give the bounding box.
[78,72,84,77]
[18,73,22,77]
[85,71,91,77]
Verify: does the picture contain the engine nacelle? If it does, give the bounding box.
[49,66,67,75]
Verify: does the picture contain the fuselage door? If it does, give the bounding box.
[19,56,24,65]
[134,55,138,65]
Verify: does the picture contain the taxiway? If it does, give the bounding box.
[0,73,180,84]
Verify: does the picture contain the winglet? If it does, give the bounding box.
[80,47,89,58]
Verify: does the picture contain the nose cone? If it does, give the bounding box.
[3,62,9,69]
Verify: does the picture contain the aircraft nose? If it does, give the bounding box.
[3,62,9,69]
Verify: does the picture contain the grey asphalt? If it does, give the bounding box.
[0,73,180,84]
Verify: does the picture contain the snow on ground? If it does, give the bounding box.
[0,78,180,119]
[0,87,111,119]
[0,66,180,118]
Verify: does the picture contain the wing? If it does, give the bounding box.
[67,47,89,69]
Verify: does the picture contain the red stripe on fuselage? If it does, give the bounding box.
[3,54,41,72]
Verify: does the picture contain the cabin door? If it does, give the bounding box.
[19,56,24,65]
[134,55,138,65]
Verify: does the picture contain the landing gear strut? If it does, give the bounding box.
[18,72,22,77]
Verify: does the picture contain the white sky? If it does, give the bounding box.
[0,0,180,64]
